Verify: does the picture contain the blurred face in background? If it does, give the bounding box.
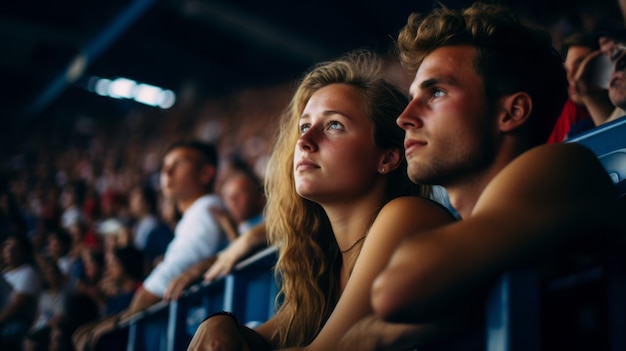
[564,45,593,103]
[160,147,211,205]
[609,50,626,110]
[2,238,23,268]
[82,251,102,282]
[220,174,265,223]
[129,187,147,217]
[105,252,124,283]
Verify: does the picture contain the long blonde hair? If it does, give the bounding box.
[265,50,428,347]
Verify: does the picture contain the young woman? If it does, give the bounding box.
[187,50,456,350]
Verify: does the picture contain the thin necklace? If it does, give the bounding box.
[340,234,367,253]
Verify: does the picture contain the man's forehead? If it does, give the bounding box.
[411,47,478,87]
[164,147,198,163]
[421,46,477,68]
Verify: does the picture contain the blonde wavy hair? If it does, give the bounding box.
[397,2,567,145]
[264,50,429,347]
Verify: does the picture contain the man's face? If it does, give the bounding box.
[609,50,626,110]
[397,45,495,186]
[160,147,208,203]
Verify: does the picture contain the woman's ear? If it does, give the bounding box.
[378,148,403,174]
[498,92,532,133]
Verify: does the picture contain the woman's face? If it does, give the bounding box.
[293,83,385,204]
[83,254,101,281]
[129,187,145,216]
[2,238,22,266]
[105,252,124,282]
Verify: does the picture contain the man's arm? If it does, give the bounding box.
[210,207,239,242]
[121,286,161,319]
[203,223,267,282]
[373,143,621,323]
[163,256,218,301]
[337,315,460,351]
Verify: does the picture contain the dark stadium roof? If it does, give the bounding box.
[0,0,621,127]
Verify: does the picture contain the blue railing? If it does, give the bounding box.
[480,116,626,351]
[119,246,279,351]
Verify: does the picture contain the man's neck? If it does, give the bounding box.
[447,142,528,219]
[447,182,485,219]
[177,193,207,213]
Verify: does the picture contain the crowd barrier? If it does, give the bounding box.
[118,246,279,351]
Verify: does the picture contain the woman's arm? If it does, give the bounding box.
[187,314,276,351]
[296,197,455,351]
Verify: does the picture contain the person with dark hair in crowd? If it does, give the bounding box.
[335,3,623,349]
[0,234,40,349]
[45,227,76,278]
[128,183,173,271]
[547,32,600,142]
[60,181,86,232]
[565,21,626,138]
[73,249,106,312]
[69,247,139,351]
[100,247,143,317]
[73,139,228,349]
[23,255,68,351]
[186,49,455,350]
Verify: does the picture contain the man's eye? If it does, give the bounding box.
[433,89,445,98]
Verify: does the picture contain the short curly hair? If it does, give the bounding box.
[397,2,568,145]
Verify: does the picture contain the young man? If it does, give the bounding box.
[340,3,623,350]
[163,167,267,301]
[73,140,228,349]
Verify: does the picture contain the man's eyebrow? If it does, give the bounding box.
[420,76,456,89]
[409,76,455,99]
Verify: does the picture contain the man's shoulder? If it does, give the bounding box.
[184,194,222,217]
[176,194,223,235]
[506,143,600,180]
[477,143,617,216]
[189,194,222,209]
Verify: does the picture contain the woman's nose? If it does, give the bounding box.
[297,128,318,152]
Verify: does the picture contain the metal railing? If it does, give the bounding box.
[118,246,279,351]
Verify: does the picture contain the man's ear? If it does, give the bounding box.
[378,148,403,174]
[497,92,532,132]
[200,164,216,186]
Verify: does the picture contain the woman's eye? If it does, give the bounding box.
[327,121,343,130]
[299,124,310,134]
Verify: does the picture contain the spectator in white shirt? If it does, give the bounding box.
[72,140,227,349]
